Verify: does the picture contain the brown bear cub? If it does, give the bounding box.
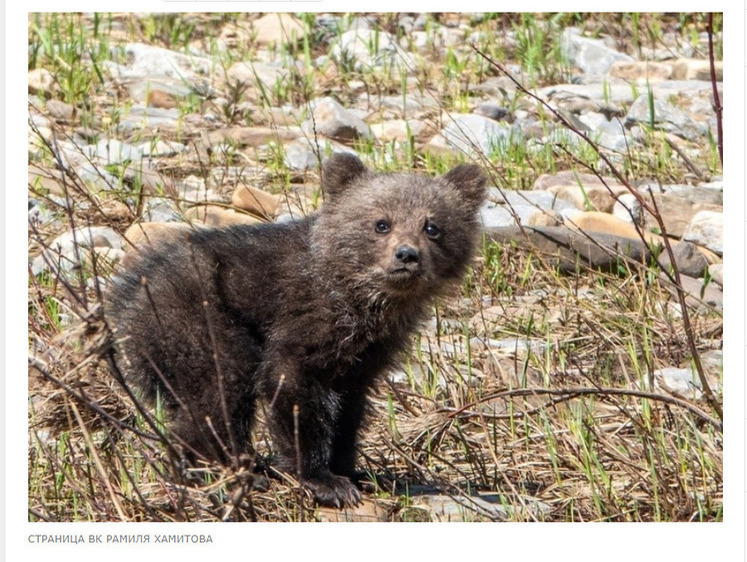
[107,153,487,508]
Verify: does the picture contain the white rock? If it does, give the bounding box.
[561,27,634,76]
[32,226,124,277]
[708,263,723,287]
[612,193,641,224]
[331,28,416,71]
[435,114,518,157]
[682,210,723,255]
[106,42,211,80]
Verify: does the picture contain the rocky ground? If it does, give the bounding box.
[28,13,723,522]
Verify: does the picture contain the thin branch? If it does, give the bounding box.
[446,386,722,431]
[707,13,723,166]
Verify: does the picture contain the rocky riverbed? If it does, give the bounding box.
[28,13,723,522]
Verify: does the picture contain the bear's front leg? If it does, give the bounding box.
[260,368,361,508]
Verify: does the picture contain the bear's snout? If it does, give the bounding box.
[394,245,420,265]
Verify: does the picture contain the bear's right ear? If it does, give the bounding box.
[441,163,488,213]
[322,153,367,200]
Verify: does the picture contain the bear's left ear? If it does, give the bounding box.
[322,152,368,201]
[441,164,488,211]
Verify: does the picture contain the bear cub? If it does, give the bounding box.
[107,153,487,507]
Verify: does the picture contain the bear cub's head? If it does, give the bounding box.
[312,153,488,302]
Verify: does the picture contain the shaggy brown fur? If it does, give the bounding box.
[106,153,487,507]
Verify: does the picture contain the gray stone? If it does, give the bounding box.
[331,28,415,72]
[28,68,56,96]
[45,99,76,121]
[411,493,551,522]
[614,189,722,239]
[106,42,212,80]
[90,139,143,165]
[561,27,634,76]
[139,139,186,157]
[302,97,372,143]
[435,114,518,157]
[28,199,55,228]
[700,349,723,379]
[121,76,194,103]
[624,95,708,142]
[667,273,723,310]
[478,201,513,227]
[682,210,723,256]
[397,15,416,33]
[656,241,709,278]
[469,336,546,356]
[474,102,510,122]
[282,137,358,171]
[142,197,182,223]
[251,13,307,47]
[538,82,637,106]
[388,363,446,389]
[371,94,439,118]
[411,494,508,522]
[76,164,120,191]
[490,188,577,214]
[708,263,723,287]
[226,61,291,93]
[31,226,123,277]
[577,111,630,152]
[612,193,640,224]
[116,106,183,134]
[654,366,704,398]
[485,225,653,273]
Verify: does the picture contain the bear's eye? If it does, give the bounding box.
[424,221,441,239]
[375,219,391,234]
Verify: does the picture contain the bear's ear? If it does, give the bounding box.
[441,164,488,211]
[322,153,368,200]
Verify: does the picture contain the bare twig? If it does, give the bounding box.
[707,13,723,165]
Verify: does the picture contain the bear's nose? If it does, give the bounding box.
[394,245,419,264]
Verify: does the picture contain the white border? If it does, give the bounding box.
[6,3,744,561]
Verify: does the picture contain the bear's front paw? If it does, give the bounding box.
[303,472,361,508]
